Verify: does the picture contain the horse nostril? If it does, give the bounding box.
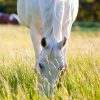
[60,65,64,71]
[39,63,43,70]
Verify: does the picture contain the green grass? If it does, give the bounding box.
[0,25,100,100]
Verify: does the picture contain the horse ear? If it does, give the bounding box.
[58,36,67,49]
[41,37,47,48]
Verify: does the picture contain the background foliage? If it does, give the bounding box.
[0,0,100,22]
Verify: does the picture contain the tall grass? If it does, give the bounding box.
[0,25,100,100]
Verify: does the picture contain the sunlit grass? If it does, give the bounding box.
[0,25,100,100]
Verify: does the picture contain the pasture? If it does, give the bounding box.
[0,25,100,100]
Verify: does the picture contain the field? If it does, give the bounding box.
[0,25,100,100]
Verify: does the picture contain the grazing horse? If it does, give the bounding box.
[17,0,79,97]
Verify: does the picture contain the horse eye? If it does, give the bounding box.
[41,37,47,48]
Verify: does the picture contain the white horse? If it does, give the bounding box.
[17,0,79,97]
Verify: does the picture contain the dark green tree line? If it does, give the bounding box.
[78,0,100,22]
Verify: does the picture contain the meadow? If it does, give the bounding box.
[0,25,100,100]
